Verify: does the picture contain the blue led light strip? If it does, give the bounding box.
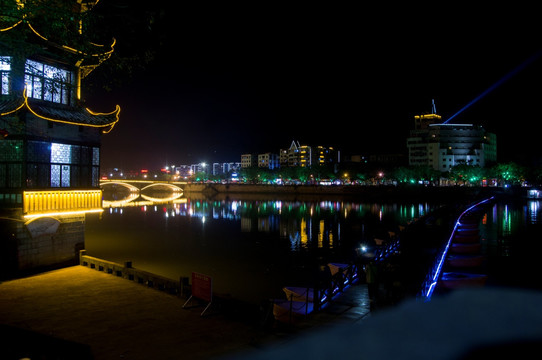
[423,197,494,301]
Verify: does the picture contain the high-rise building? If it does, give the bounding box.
[258,153,279,169]
[279,141,301,167]
[407,112,497,171]
[241,153,257,168]
[279,140,339,168]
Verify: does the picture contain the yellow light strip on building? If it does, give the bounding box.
[23,189,103,216]
[0,19,23,32]
[23,208,103,220]
[0,99,25,116]
[7,88,121,133]
[26,23,115,58]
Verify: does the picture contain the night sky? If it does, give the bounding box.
[84,3,542,170]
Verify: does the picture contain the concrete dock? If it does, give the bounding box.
[0,266,370,359]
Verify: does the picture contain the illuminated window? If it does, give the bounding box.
[0,56,10,95]
[61,165,70,187]
[51,164,61,187]
[50,143,71,187]
[25,59,73,105]
[22,141,99,190]
[51,143,71,163]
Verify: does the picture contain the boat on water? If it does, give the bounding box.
[328,262,349,276]
[272,299,314,323]
[328,262,359,285]
[282,286,323,303]
[446,254,485,268]
[439,272,487,289]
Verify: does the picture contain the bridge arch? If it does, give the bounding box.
[102,193,140,208]
[100,181,140,193]
[140,182,183,192]
[140,193,184,203]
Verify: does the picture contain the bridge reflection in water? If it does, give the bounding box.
[100,180,185,208]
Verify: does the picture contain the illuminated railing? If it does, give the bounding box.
[419,196,494,301]
[23,189,103,218]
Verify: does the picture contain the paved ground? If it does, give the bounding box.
[0,266,370,359]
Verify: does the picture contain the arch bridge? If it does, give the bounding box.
[99,179,185,193]
[100,179,186,207]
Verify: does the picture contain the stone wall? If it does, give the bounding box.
[16,214,85,271]
[181,183,484,202]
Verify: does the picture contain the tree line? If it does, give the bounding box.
[192,162,541,187]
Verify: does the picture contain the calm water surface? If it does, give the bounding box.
[86,193,437,303]
[478,198,542,289]
[85,192,542,303]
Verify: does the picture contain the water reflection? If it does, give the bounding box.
[101,185,184,207]
[89,191,542,301]
[476,199,542,289]
[488,201,541,239]
[103,197,434,252]
[527,200,541,224]
[87,192,439,303]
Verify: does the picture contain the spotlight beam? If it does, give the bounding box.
[444,49,542,124]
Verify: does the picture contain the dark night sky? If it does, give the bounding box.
[84,3,542,171]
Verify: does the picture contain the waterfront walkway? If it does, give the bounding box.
[0,266,370,359]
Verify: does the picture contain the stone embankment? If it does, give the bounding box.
[182,183,492,202]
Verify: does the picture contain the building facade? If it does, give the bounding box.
[406,113,497,171]
[241,153,257,168]
[212,162,241,176]
[279,140,339,168]
[258,152,279,169]
[0,1,119,275]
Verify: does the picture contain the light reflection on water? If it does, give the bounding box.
[480,200,542,254]
[88,193,435,303]
[103,198,434,251]
[89,192,542,301]
[477,199,542,289]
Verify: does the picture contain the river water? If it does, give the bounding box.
[85,190,542,304]
[478,198,542,289]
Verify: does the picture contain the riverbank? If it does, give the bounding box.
[182,183,500,203]
[3,266,541,360]
[3,189,539,358]
[0,265,370,360]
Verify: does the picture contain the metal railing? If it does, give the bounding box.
[418,197,494,301]
[272,262,359,324]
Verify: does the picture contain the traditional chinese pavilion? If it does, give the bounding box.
[0,0,119,275]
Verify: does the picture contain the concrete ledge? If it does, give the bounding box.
[79,250,189,296]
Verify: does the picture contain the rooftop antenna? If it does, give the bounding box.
[431,99,437,114]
